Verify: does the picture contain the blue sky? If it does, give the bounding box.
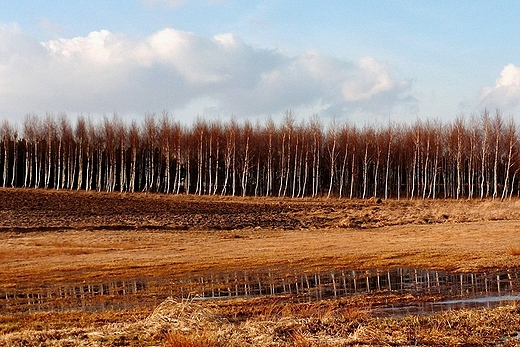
[1,0,520,126]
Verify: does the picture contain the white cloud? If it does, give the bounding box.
[480,64,520,111]
[0,25,413,124]
[342,57,396,102]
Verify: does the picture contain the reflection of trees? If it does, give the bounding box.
[3,268,519,314]
[1,279,147,313]
[174,268,520,301]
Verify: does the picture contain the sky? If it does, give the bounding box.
[1,0,520,127]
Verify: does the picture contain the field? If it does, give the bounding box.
[2,188,520,346]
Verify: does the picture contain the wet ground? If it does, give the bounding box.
[3,267,520,317]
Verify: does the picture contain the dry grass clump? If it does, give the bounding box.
[151,295,520,346]
[0,308,149,335]
[164,330,220,347]
[192,298,520,346]
[146,297,221,330]
[3,297,520,346]
[145,297,225,347]
[349,305,520,346]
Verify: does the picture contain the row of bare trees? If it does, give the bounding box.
[0,110,519,199]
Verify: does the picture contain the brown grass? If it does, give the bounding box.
[164,330,220,347]
[2,296,520,346]
[3,189,520,345]
[2,217,520,288]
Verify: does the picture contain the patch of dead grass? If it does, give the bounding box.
[163,330,220,347]
[3,297,520,346]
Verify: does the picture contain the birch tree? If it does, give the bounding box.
[326,122,339,198]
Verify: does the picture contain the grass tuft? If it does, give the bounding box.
[164,330,220,347]
[290,331,314,347]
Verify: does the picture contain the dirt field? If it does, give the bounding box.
[1,188,520,284]
[2,188,520,346]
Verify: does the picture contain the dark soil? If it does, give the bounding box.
[0,188,396,231]
[2,188,511,232]
[0,188,308,231]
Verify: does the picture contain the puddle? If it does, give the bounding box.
[0,279,154,314]
[436,295,520,305]
[2,268,520,316]
[175,268,520,302]
[373,294,520,317]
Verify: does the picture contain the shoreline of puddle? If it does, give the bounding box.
[2,267,520,317]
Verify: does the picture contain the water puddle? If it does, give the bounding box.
[0,279,153,314]
[2,267,520,316]
[373,294,520,317]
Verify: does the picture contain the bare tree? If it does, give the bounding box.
[1,120,13,187]
[74,116,87,190]
[265,117,275,196]
[57,115,73,190]
[310,116,322,197]
[23,115,39,188]
[492,111,503,199]
[479,110,490,199]
[361,127,374,200]
[193,118,206,195]
[326,122,339,198]
[210,121,222,195]
[113,116,127,192]
[240,121,253,197]
[502,116,517,200]
[221,120,237,196]
[128,121,140,193]
[384,124,393,200]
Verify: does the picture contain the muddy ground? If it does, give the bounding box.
[2,187,520,232]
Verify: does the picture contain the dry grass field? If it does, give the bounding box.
[2,188,520,346]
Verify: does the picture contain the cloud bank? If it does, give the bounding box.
[480,64,520,112]
[0,24,413,123]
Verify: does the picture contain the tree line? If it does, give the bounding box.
[0,110,518,199]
